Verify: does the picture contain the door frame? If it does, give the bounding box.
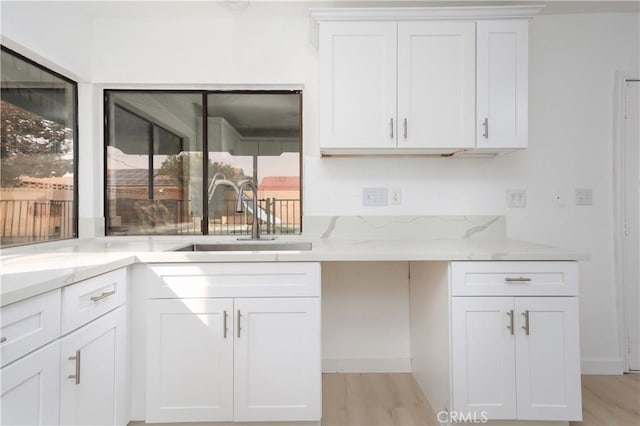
[613,71,640,372]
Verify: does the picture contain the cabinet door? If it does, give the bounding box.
[60,306,127,426]
[451,297,516,419]
[0,341,60,425]
[234,298,321,421]
[319,22,397,149]
[514,297,582,420]
[398,21,476,149]
[146,298,233,423]
[476,20,528,148]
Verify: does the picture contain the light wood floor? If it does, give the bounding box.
[322,373,640,426]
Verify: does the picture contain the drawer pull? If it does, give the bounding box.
[237,310,242,338]
[505,277,532,283]
[522,310,530,336]
[0,337,6,344]
[90,290,116,302]
[68,350,81,384]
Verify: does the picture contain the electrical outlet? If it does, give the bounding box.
[506,189,527,208]
[390,188,402,205]
[363,187,388,206]
[575,188,593,206]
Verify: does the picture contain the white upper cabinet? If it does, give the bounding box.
[319,22,397,150]
[397,21,476,149]
[313,6,541,156]
[476,20,529,149]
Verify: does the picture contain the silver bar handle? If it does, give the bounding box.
[90,290,116,302]
[390,118,394,139]
[0,337,6,344]
[482,117,489,138]
[507,309,514,335]
[505,277,532,283]
[223,310,228,339]
[403,118,407,139]
[237,310,241,338]
[522,310,530,336]
[68,350,81,385]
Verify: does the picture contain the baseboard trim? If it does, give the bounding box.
[581,357,625,375]
[322,357,411,373]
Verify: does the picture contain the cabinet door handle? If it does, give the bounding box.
[390,118,394,139]
[223,310,228,339]
[90,290,116,302]
[0,337,7,344]
[482,117,489,139]
[68,350,81,385]
[522,310,530,336]
[507,309,514,335]
[237,310,242,338]
[403,118,407,139]
[505,277,532,283]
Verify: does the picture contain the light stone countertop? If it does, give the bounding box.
[0,216,588,307]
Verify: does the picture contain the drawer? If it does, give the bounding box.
[450,261,578,296]
[147,262,321,298]
[0,289,61,367]
[61,268,127,334]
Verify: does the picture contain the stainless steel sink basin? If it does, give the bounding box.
[172,241,312,252]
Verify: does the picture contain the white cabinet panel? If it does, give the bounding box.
[451,261,578,296]
[452,297,516,419]
[146,298,234,423]
[515,297,582,420]
[60,306,127,426]
[147,262,321,299]
[476,20,528,148]
[398,21,476,149]
[0,341,60,426]
[319,21,397,149]
[0,289,61,367]
[234,298,321,422]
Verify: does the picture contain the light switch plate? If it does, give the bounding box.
[506,189,526,208]
[363,188,388,206]
[575,188,593,206]
[390,188,402,205]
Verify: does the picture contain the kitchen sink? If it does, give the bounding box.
[172,241,312,252]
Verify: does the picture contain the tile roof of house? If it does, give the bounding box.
[258,176,300,191]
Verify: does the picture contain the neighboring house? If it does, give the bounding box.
[258,176,300,227]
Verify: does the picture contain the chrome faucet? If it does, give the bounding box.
[236,180,263,240]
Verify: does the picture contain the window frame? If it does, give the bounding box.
[0,45,79,248]
[103,89,303,236]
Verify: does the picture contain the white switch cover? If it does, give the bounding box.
[575,188,593,206]
[390,188,402,205]
[506,189,526,208]
[363,188,388,206]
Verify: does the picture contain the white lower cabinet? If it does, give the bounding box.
[145,262,322,424]
[233,298,321,422]
[60,306,128,426]
[146,299,234,423]
[0,341,61,425]
[452,296,581,421]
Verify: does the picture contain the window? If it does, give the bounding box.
[0,46,78,247]
[105,90,301,236]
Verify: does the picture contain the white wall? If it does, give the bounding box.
[2,3,638,373]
